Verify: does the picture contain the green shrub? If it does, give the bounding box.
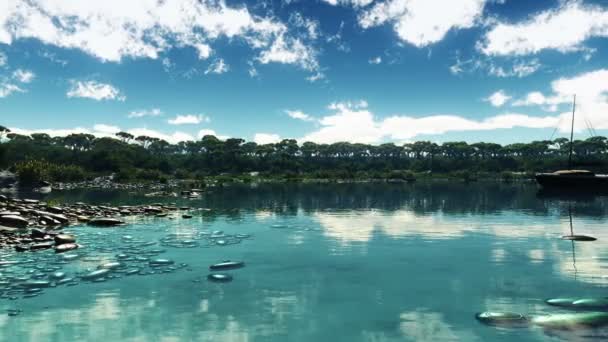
[13,160,88,185]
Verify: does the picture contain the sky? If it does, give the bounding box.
[1,0,608,145]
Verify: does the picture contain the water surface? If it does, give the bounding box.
[2,182,608,341]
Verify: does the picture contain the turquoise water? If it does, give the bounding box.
[3,182,608,341]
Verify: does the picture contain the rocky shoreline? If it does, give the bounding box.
[0,194,187,252]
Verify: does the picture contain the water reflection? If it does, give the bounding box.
[3,182,608,341]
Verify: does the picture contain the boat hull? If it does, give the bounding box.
[535,173,608,190]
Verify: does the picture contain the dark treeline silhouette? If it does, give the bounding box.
[1,125,607,181]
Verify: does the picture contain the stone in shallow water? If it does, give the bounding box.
[50,272,66,280]
[532,312,608,329]
[54,234,76,245]
[561,235,597,241]
[207,273,233,283]
[55,243,79,253]
[30,242,54,250]
[98,262,122,270]
[209,261,245,271]
[20,280,51,288]
[546,298,578,307]
[572,298,608,309]
[81,269,110,280]
[149,259,174,266]
[475,312,528,327]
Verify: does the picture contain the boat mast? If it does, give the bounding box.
[568,94,576,170]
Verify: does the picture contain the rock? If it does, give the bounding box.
[14,245,28,252]
[98,262,122,269]
[546,298,578,307]
[47,206,64,214]
[54,234,76,245]
[182,214,192,219]
[561,235,597,241]
[207,273,233,282]
[88,217,125,227]
[475,312,528,327]
[81,269,110,280]
[532,312,608,329]
[209,261,245,271]
[144,207,163,214]
[30,228,47,239]
[20,280,51,288]
[149,259,174,266]
[0,215,28,228]
[30,242,54,250]
[55,243,79,253]
[50,272,66,280]
[77,216,90,222]
[572,298,608,309]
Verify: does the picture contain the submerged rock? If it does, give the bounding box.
[209,261,245,271]
[81,269,110,280]
[561,235,597,242]
[30,242,54,250]
[475,312,528,327]
[546,297,608,309]
[207,273,233,283]
[149,259,174,266]
[20,280,51,288]
[532,312,608,329]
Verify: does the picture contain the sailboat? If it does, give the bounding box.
[535,95,608,190]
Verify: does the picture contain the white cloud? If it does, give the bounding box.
[358,0,487,47]
[479,2,608,56]
[450,56,541,78]
[67,81,125,101]
[12,69,35,83]
[194,43,212,60]
[7,125,210,144]
[488,59,540,78]
[301,100,560,144]
[92,124,120,134]
[205,58,229,75]
[0,83,24,98]
[128,108,163,118]
[168,114,209,125]
[368,56,382,64]
[286,110,314,121]
[485,90,511,107]
[127,128,193,144]
[513,69,608,132]
[322,0,375,7]
[0,0,320,76]
[254,133,281,144]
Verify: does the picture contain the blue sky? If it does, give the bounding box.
[1,0,608,145]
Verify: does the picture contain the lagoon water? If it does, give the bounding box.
[2,182,608,341]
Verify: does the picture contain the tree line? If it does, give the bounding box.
[1,125,606,182]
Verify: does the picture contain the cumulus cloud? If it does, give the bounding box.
[0,83,24,98]
[67,81,125,101]
[254,133,281,144]
[127,127,194,143]
[128,108,163,118]
[286,110,314,121]
[92,124,120,134]
[301,100,560,144]
[485,90,511,107]
[205,58,229,75]
[168,114,209,125]
[358,0,487,47]
[322,0,375,7]
[368,56,382,64]
[512,69,608,132]
[479,2,608,56]
[12,69,35,83]
[0,0,321,76]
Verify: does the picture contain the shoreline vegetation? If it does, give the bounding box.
[1,126,606,189]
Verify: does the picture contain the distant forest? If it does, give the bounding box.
[1,125,606,183]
